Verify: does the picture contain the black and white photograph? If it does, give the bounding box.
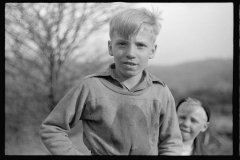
[5,2,233,155]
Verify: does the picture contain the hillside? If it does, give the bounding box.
[147,58,232,90]
[146,58,233,114]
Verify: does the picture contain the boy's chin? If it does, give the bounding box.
[122,70,142,78]
[181,133,193,142]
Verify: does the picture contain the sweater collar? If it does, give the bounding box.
[91,63,165,95]
[101,63,165,88]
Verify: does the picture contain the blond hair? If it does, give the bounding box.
[109,8,162,43]
[176,97,211,122]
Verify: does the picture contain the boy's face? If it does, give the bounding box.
[108,27,157,81]
[177,102,209,142]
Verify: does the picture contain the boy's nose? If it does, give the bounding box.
[126,45,136,59]
[181,120,190,127]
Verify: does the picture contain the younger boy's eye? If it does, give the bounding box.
[178,116,185,120]
[191,118,198,123]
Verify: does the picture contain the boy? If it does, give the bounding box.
[176,97,211,155]
[40,7,183,155]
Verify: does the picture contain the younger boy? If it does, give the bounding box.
[40,7,182,155]
[176,97,211,155]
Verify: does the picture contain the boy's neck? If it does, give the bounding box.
[182,139,194,150]
[113,69,143,90]
[122,73,143,90]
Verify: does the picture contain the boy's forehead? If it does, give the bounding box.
[178,101,202,113]
[178,102,208,121]
[111,28,153,42]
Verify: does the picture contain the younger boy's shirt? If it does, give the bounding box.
[40,64,183,155]
[182,145,193,155]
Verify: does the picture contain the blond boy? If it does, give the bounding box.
[40,8,183,155]
[176,97,210,155]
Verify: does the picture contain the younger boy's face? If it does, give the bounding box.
[177,103,209,142]
[108,27,157,81]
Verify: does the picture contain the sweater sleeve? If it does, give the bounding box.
[158,87,183,155]
[39,81,89,155]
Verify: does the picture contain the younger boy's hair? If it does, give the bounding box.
[176,97,211,122]
[109,8,162,43]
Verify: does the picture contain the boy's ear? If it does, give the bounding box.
[149,44,157,59]
[200,122,210,132]
[108,40,113,56]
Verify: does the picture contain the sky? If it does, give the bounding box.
[91,2,233,66]
[135,3,234,66]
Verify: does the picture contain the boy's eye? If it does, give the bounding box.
[178,116,185,120]
[117,42,127,46]
[191,118,198,123]
[137,43,146,48]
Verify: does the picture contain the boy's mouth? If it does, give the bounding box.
[123,62,137,66]
[180,128,190,133]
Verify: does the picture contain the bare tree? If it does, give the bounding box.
[5,3,132,111]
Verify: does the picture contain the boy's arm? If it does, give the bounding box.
[158,88,183,155]
[40,83,88,155]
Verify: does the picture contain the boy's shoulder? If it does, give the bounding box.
[146,70,166,87]
[146,71,174,99]
[82,70,110,80]
[77,70,109,84]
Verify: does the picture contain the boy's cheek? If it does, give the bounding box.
[113,49,123,56]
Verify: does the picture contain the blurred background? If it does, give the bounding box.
[5,3,233,155]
